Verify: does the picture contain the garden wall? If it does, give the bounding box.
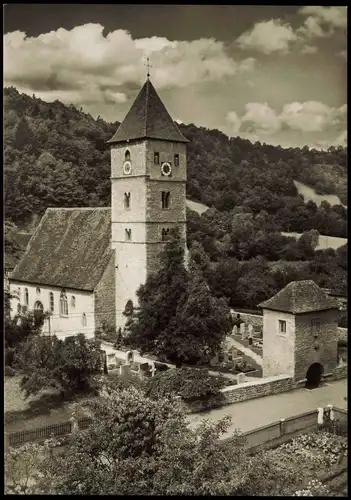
[182,375,295,413]
[331,364,348,381]
[231,310,263,329]
[222,374,294,404]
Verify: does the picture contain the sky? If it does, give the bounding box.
[3,4,347,149]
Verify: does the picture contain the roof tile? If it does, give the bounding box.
[107,79,188,144]
[11,208,113,291]
[258,280,338,314]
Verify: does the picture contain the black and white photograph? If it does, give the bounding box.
[4,4,347,495]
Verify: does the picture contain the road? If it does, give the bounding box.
[188,379,347,438]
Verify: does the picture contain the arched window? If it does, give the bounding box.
[125,150,131,161]
[71,296,76,308]
[49,292,54,313]
[60,289,68,316]
[124,192,131,210]
[82,313,87,327]
[36,287,41,295]
[24,288,29,306]
[34,301,44,327]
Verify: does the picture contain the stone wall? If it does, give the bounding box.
[182,375,295,413]
[294,309,338,381]
[330,364,348,381]
[222,375,294,404]
[231,310,263,329]
[263,310,296,378]
[337,327,347,341]
[94,252,116,332]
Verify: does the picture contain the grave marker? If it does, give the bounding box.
[237,373,246,384]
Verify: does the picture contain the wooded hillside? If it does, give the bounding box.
[4,86,347,237]
[4,87,348,316]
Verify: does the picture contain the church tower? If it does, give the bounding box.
[107,78,188,329]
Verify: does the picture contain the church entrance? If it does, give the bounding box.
[305,363,324,389]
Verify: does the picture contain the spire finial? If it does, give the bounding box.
[144,57,152,79]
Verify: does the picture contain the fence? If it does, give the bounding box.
[5,417,93,450]
[222,406,347,455]
[5,406,346,453]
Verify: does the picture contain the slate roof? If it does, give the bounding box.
[107,78,189,144]
[258,280,339,314]
[11,208,113,291]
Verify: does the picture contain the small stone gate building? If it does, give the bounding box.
[259,280,339,387]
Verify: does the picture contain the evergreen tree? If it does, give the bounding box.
[126,229,188,356]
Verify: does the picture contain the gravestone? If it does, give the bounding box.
[125,351,134,365]
[210,354,219,366]
[150,362,156,377]
[237,373,246,384]
[120,364,130,376]
[233,325,238,336]
[240,322,245,340]
[248,324,253,336]
[138,362,150,380]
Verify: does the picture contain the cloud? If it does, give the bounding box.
[241,102,281,135]
[237,7,346,56]
[301,45,318,54]
[226,111,242,134]
[4,24,255,107]
[237,19,298,54]
[227,101,347,136]
[298,6,347,39]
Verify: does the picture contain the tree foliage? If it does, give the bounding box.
[126,230,230,365]
[145,367,227,401]
[34,388,249,495]
[18,333,103,397]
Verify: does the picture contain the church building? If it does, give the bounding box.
[9,77,188,337]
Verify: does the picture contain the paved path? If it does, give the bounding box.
[226,337,263,367]
[188,379,347,438]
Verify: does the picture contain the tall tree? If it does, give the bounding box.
[34,388,249,495]
[126,229,189,356]
[160,267,231,365]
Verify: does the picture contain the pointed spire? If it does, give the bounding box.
[107,79,188,144]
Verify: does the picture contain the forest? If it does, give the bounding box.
[4,87,348,321]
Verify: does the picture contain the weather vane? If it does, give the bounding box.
[144,57,152,78]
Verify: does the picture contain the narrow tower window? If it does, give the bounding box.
[161,191,170,209]
[161,228,170,241]
[125,229,132,241]
[174,154,179,166]
[49,292,54,313]
[125,150,131,161]
[124,192,131,210]
[154,152,160,165]
[278,320,286,334]
[60,289,68,316]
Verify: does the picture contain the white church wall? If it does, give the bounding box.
[9,281,95,340]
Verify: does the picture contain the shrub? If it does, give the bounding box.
[5,366,16,377]
[5,347,15,366]
[145,367,226,402]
